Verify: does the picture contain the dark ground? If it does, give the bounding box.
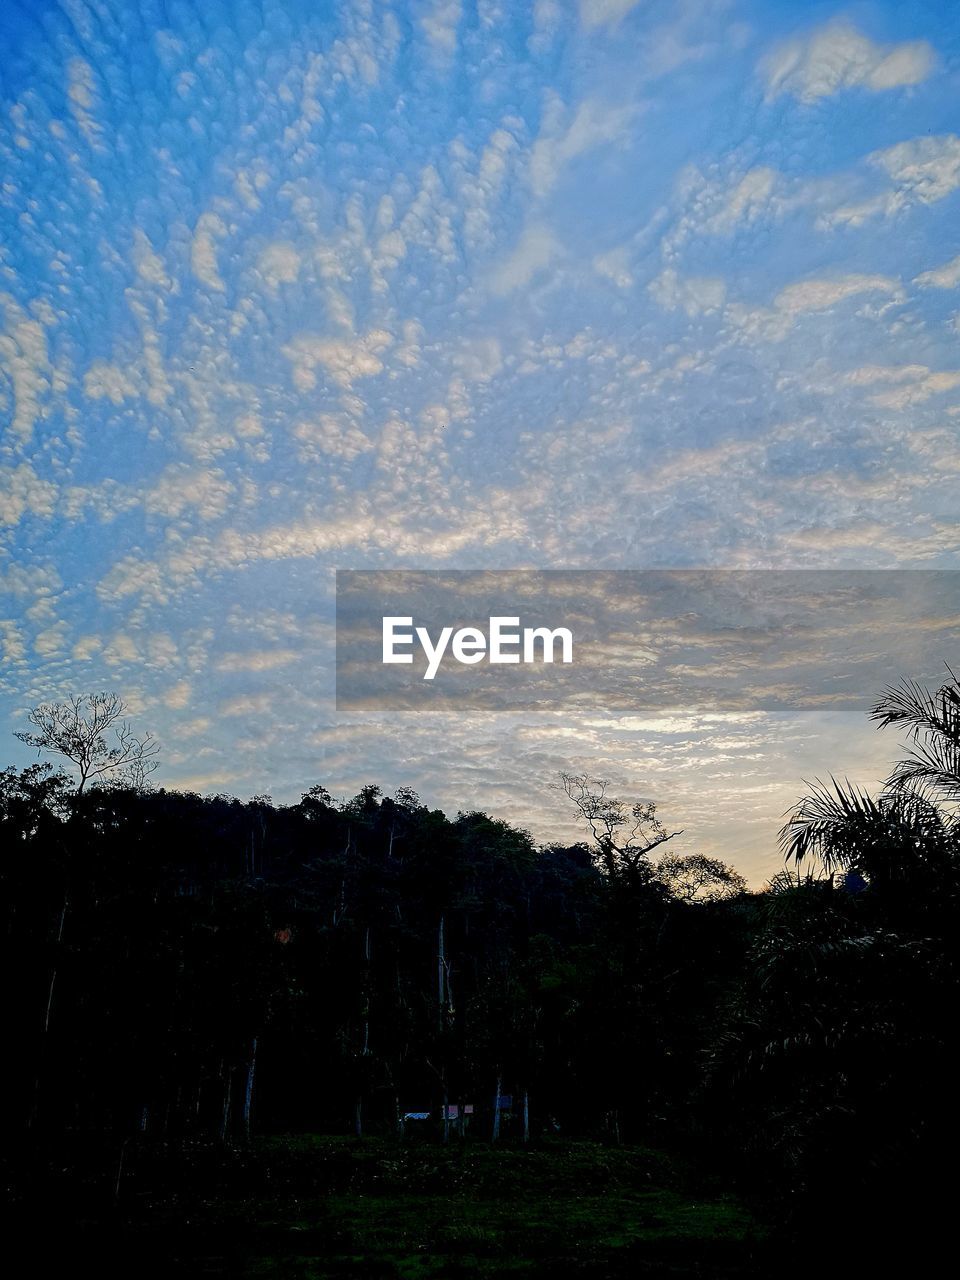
[6,1135,780,1278]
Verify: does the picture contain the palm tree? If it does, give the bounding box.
[870,667,960,809]
[779,667,960,890]
[778,777,949,886]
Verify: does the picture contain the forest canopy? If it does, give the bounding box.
[4,668,960,1270]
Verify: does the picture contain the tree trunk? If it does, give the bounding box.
[43,968,57,1033]
[438,915,445,1026]
[219,1064,232,1141]
[522,1089,529,1144]
[242,1038,257,1141]
[492,1074,502,1142]
[114,1138,130,1206]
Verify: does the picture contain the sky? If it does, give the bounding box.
[2,0,960,883]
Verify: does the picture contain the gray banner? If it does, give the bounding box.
[335,570,960,713]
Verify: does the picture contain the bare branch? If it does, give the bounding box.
[554,771,681,882]
[16,693,160,794]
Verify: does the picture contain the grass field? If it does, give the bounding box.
[14,1135,774,1277]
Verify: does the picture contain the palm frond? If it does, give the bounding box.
[778,776,883,872]
[871,671,960,743]
[885,734,960,805]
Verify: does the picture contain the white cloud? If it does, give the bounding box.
[773,273,899,314]
[0,462,58,526]
[144,466,235,521]
[530,95,636,198]
[256,241,301,289]
[724,274,902,344]
[530,0,563,52]
[293,416,374,463]
[817,135,960,228]
[762,22,934,102]
[593,246,633,288]
[0,620,26,663]
[35,622,68,658]
[67,58,104,146]
[219,694,273,717]
[490,224,561,294]
[0,295,54,443]
[579,0,642,31]
[216,650,299,673]
[72,635,102,661]
[419,0,462,57]
[915,254,960,289]
[846,363,960,409]
[703,167,779,234]
[648,268,726,316]
[283,329,393,390]
[132,229,172,290]
[455,337,503,382]
[84,360,139,404]
[164,680,192,709]
[191,212,228,291]
[872,133,960,204]
[0,562,61,598]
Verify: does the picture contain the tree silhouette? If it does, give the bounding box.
[16,693,159,794]
[555,772,682,883]
[871,666,960,807]
[655,851,746,902]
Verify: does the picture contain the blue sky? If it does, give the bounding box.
[2,0,960,881]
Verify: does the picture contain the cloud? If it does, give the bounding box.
[163,680,192,709]
[0,295,54,443]
[579,0,642,31]
[191,213,228,291]
[83,361,139,404]
[3,0,960,886]
[530,0,563,52]
[0,620,26,663]
[293,416,375,463]
[0,562,61,598]
[283,329,394,390]
[530,95,637,198]
[67,58,105,147]
[489,224,561,294]
[871,133,960,204]
[593,246,633,288]
[648,268,726,316]
[256,241,301,289]
[762,22,934,102]
[219,694,274,717]
[419,0,462,57]
[821,136,960,227]
[702,167,779,235]
[143,466,235,522]
[915,254,960,289]
[133,230,173,290]
[34,621,68,658]
[773,273,900,314]
[216,649,299,673]
[845,363,960,409]
[0,463,58,526]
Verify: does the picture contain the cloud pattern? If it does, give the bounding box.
[1,0,959,880]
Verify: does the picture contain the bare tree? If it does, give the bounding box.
[16,693,159,795]
[555,772,682,881]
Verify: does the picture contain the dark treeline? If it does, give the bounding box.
[3,672,960,1266]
